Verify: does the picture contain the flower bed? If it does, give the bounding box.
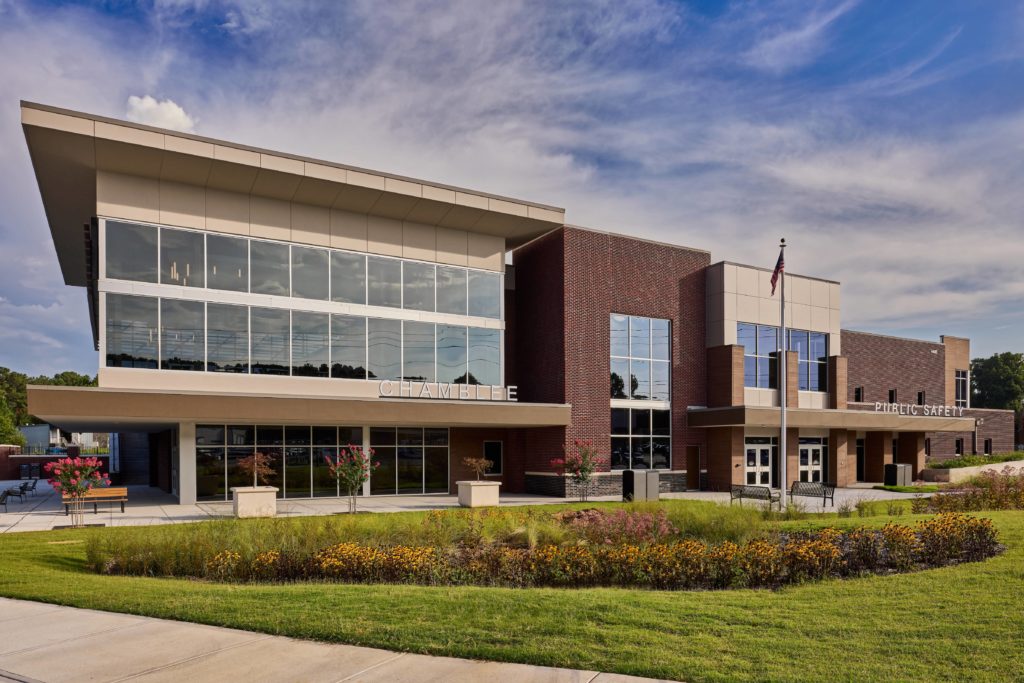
[94,513,1001,590]
[912,470,1024,513]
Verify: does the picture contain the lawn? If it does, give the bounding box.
[1,502,1023,682]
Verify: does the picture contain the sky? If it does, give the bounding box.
[1,0,1023,376]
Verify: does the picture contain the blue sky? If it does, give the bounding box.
[1,0,1023,376]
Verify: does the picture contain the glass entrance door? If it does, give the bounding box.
[744,436,777,487]
[799,444,823,482]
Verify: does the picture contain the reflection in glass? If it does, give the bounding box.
[207,303,248,373]
[630,359,650,399]
[397,446,423,492]
[371,446,396,495]
[436,266,467,315]
[629,316,650,358]
[651,361,670,400]
[331,314,366,379]
[196,447,225,501]
[758,325,778,355]
[160,299,204,371]
[611,358,628,398]
[737,323,757,353]
[611,314,629,356]
[652,438,671,469]
[367,256,401,308]
[196,425,225,446]
[651,319,670,360]
[331,252,365,304]
[207,234,248,292]
[285,447,311,498]
[468,327,500,385]
[611,437,630,470]
[291,246,329,301]
[160,228,204,287]
[424,428,448,446]
[106,294,158,369]
[286,426,311,446]
[611,408,629,435]
[226,446,255,491]
[652,409,670,435]
[106,221,157,282]
[251,307,289,375]
[437,324,467,383]
[250,241,290,296]
[313,447,338,497]
[631,438,651,469]
[402,321,435,382]
[402,261,435,312]
[291,311,329,377]
[367,318,401,380]
[468,271,500,318]
[424,447,447,493]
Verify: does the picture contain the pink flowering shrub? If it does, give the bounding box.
[44,456,111,498]
[555,508,678,545]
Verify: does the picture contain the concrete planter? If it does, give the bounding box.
[457,480,501,508]
[921,459,1024,484]
[230,486,279,518]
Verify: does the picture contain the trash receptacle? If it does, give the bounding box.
[623,470,645,501]
[645,470,660,501]
[884,463,912,486]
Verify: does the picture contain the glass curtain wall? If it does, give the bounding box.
[610,314,670,400]
[369,427,449,495]
[737,323,828,391]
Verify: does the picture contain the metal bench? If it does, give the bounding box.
[4,487,24,504]
[0,490,8,512]
[730,484,781,510]
[790,481,836,507]
[63,487,129,515]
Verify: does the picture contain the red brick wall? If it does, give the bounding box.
[842,330,945,406]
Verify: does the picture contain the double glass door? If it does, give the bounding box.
[798,439,825,483]
[744,437,778,488]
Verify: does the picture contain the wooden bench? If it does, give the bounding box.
[790,481,836,507]
[730,484,781,510]
[63,487,128,515]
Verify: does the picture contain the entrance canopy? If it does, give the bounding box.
[28,385,572,433]
[687,405,974,432]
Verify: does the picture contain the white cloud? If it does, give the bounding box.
[743,0,859,74]
[125,95,195,132]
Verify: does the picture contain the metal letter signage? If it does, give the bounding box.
[378,380,518,402]
[873,402,965,418]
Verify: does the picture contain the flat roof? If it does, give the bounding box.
[21,101,567,287]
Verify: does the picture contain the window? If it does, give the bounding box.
[330,252,366,304]
[984,438,992,455]
[105,294,158,368]
[483,441,503,475]
[437,324,468,384]
[955,370,968,408]
[291,246,329,301]
[291,311,329,377]
[854,386,864,403]
[367,256,401,308]
[402,321,435,382]
[250,241,290,296]
[917,391,926,406]
[468,271,501,318]
[925,438,931,457]
[330,314,366,379]
[955,438,964,456]
[160,299,204,371]
[888,389,898,403]
[160,228,204,288]
[468,327,501,386]
[436,266,467,315]
[789,330,828,391]
[250,307,289,375]
[737,322,777,389]
[105,221,157,282]
[367,318,401,380]
[610,315,670,400]
[206,234,248,292]
[610,407,670,470]
[369,427,449,495]
[402,262,435,312]
[206,303,248,373]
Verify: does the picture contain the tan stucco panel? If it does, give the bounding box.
[291,203,331,247]
[435,227,469,266]
[159,181,206,229]
[206,188,250,236]
[366,215,403,257]
[330,209,368,251]
[97,171,159,223]
[250,195,291,241]
[402,221,437,261]
[467,232,505,272]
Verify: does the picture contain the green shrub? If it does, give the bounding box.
[928,452,1024,469]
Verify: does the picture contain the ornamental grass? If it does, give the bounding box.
[90,512,1001,590]
[912,469,1024,513]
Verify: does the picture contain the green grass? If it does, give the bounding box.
[2,503,1023,682]
[873,484,940,493]
[928,452,1024,469]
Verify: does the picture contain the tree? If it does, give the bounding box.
[971,353,1024,412]
[0,367,97,427]
[0,394,26,446]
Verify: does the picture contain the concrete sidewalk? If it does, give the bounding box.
[0,598,670,683]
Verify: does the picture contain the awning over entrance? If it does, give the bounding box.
[28,386,572,432]
[687,405,975,432]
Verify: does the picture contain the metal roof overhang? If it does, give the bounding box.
[687,406,975,432]
[20,101,566,288]
[28,386,573,434]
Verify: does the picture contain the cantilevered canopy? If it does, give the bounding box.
[687,406,975,432]
[21,101,566,287]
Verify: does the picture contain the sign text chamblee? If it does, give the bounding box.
[379,380,518,402]
[874,402,965,417]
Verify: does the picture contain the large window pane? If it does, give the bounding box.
[737,323,756,353]
[468,328,500,386]
[631,438,652,469]
[367,256,401,308]
[397,446,423,493]
[105,293,158,368]
[810,332,828,363]
[284,447,311,498]
[651,319,670,361]
[403,261,435,312]
[611,314,629,357]
[367,318,401,380]
[630,359,650,399]
[226,446,255,490]
[105,221,157,282]
[651,361,670,400]
[160,228,204,288]
[436,266,467,315]
[611,358,628,398]
[207,303,248,373]
[424,447,448,493]
[468,271,501,319]
[160,299,204,371]
[758,325,778,356]
[611,437,630,470]
[291,311,329,377]
[371,447,397,495]
[611,408,629,435]
[402,321,435,382]
[250,241,290,296]
[196,447,225,501]
[788,329,809,360]
[652,438,671,469]
[331,314,366,379]
[437,324,467,383]
[652,409,671,435]
[313,447,338,497]
[251,307,289,375]
[744,355,757,387]
[207,234,248,292]
[196,425,225,446]
[291,246,329,301]
[331,251,365,304]
[629,317,650,359]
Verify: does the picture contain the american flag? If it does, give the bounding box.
[770,248,785,295]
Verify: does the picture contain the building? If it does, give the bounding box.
[20,101,1015,503]
[18,423,109,452]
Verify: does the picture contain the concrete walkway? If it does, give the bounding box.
[0,480,927,534]
[0,598,667,683]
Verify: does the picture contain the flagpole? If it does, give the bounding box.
[779,237,787,508]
